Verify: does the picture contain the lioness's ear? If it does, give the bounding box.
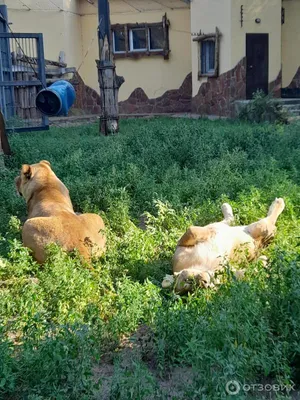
[21,164,32,180]
[40,160,51,168]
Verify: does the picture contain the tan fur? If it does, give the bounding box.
[162,198,285,294]
[15,160,106,263]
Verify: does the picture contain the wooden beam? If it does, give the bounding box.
[214,27,220,77]
[192,27,222,42]
[0,110,11,158]
[13,52,67,68]
[97,0,124,135]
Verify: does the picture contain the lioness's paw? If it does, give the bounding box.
[258,255,268,268]
[233,269,246,280]
[221,203,234,223]
[269,198,285,216]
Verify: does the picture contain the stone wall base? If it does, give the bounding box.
[282,67,300,98]
[191,58,246,117]
[69,61,286,118]
[69,72,193,116]
[118,73,192,114]
[69,72,101,115]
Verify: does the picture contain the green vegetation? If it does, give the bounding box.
[239,90,289,124]
[0,117,300,399]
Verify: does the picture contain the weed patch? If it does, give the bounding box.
[1,118,300,398]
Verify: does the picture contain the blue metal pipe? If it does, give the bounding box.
[36,80,76,117]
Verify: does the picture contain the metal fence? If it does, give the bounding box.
[0,13,49,132]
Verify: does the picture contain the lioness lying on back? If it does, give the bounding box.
[15,160,105,263]
[162,198,285,294]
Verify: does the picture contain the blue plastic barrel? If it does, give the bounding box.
[36,80,76,116]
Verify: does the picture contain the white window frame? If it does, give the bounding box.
[129,28,147,52]
[111,14,170,60]
[200,40,215,75]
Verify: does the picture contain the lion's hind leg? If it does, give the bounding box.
[221,203,235,225]
[177,226,215,247]
[245,198,285,244]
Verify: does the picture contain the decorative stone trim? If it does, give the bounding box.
[68,72,192,115]
[282,67,300,98]
[118,73,192,114]
[67,61,284,118]
[269,69,282,98]
[191,58,246,117]
[69,72,101,115]
[284,67,300,89]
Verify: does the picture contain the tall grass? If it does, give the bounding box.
[0,118,300,399]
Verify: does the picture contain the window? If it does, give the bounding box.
[193,27,221,78]
[201,40,215,74]
[129,28,147,51]
[113,27,126,53]
[149,25,164,51]
[111,14,170,59]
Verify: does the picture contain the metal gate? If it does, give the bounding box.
[0,7,48,132]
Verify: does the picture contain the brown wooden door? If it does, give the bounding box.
[246,33,269,99]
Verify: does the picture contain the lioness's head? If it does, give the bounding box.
[15,160,53,201]
[15,160,72,208]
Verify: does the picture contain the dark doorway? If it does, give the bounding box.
[246,33,269,99]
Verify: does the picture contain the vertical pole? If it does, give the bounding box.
[37,33,49,129]
[0,5,15,120]
[97,0,124,135]
[0,109,11,159]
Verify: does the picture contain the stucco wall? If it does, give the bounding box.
[79,1,191,101]
[5,0,190,102]
[5,0,83,68]
[191,0,282,98]
[231,0,282,84]
[281,0,300,88]
[190,0,232,97]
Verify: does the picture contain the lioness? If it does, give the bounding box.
[15,160,105,263]
[162,198,285,294]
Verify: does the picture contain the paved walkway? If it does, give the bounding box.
[49,113,227,126]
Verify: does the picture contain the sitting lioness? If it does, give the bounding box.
[15,160,105,263]
[162,198,285,294]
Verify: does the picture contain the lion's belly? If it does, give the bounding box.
[173,225,255,273]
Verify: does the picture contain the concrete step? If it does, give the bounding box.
[235,98,300,116]
[281,104,300,111]
[288,109,300,115]
[278,98,300,106]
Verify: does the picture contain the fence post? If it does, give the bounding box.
[96,0,124,135]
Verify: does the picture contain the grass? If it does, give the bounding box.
[0,117,300,399]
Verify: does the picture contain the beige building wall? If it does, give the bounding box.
[190,0,232,97]
[231,0,282,84]
[5,0,190,101]
[190,0,282,97]
[281,0,300,88]
[4,0,82,68]
[61,0,83,69]
[80,0,191,101]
